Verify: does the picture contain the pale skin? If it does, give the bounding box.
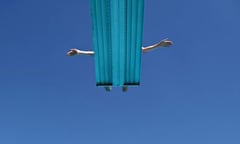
[66,38,173,56]
[67,38,173,92]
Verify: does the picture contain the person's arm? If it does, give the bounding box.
[142,38,173,53]
[66,48,94,56]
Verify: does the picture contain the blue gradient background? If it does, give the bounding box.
[1,0,240,144]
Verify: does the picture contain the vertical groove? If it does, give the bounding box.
[119,0,125,86]
[124,0,128,84]
[129,0,134,84]
[98,0,105,84]
[91,0,100,84]
[106,0,112,84]
[135,0,144,84]
[100,0,106,84]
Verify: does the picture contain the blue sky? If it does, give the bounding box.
[1,0,240,143]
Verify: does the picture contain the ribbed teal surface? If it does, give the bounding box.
[90,0,144,86]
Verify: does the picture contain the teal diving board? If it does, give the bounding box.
[90,0,144,87]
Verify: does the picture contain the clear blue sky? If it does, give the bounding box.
[1,0,240,143]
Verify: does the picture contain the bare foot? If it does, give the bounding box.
[122,86,128,92]
[104,86,112,92]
